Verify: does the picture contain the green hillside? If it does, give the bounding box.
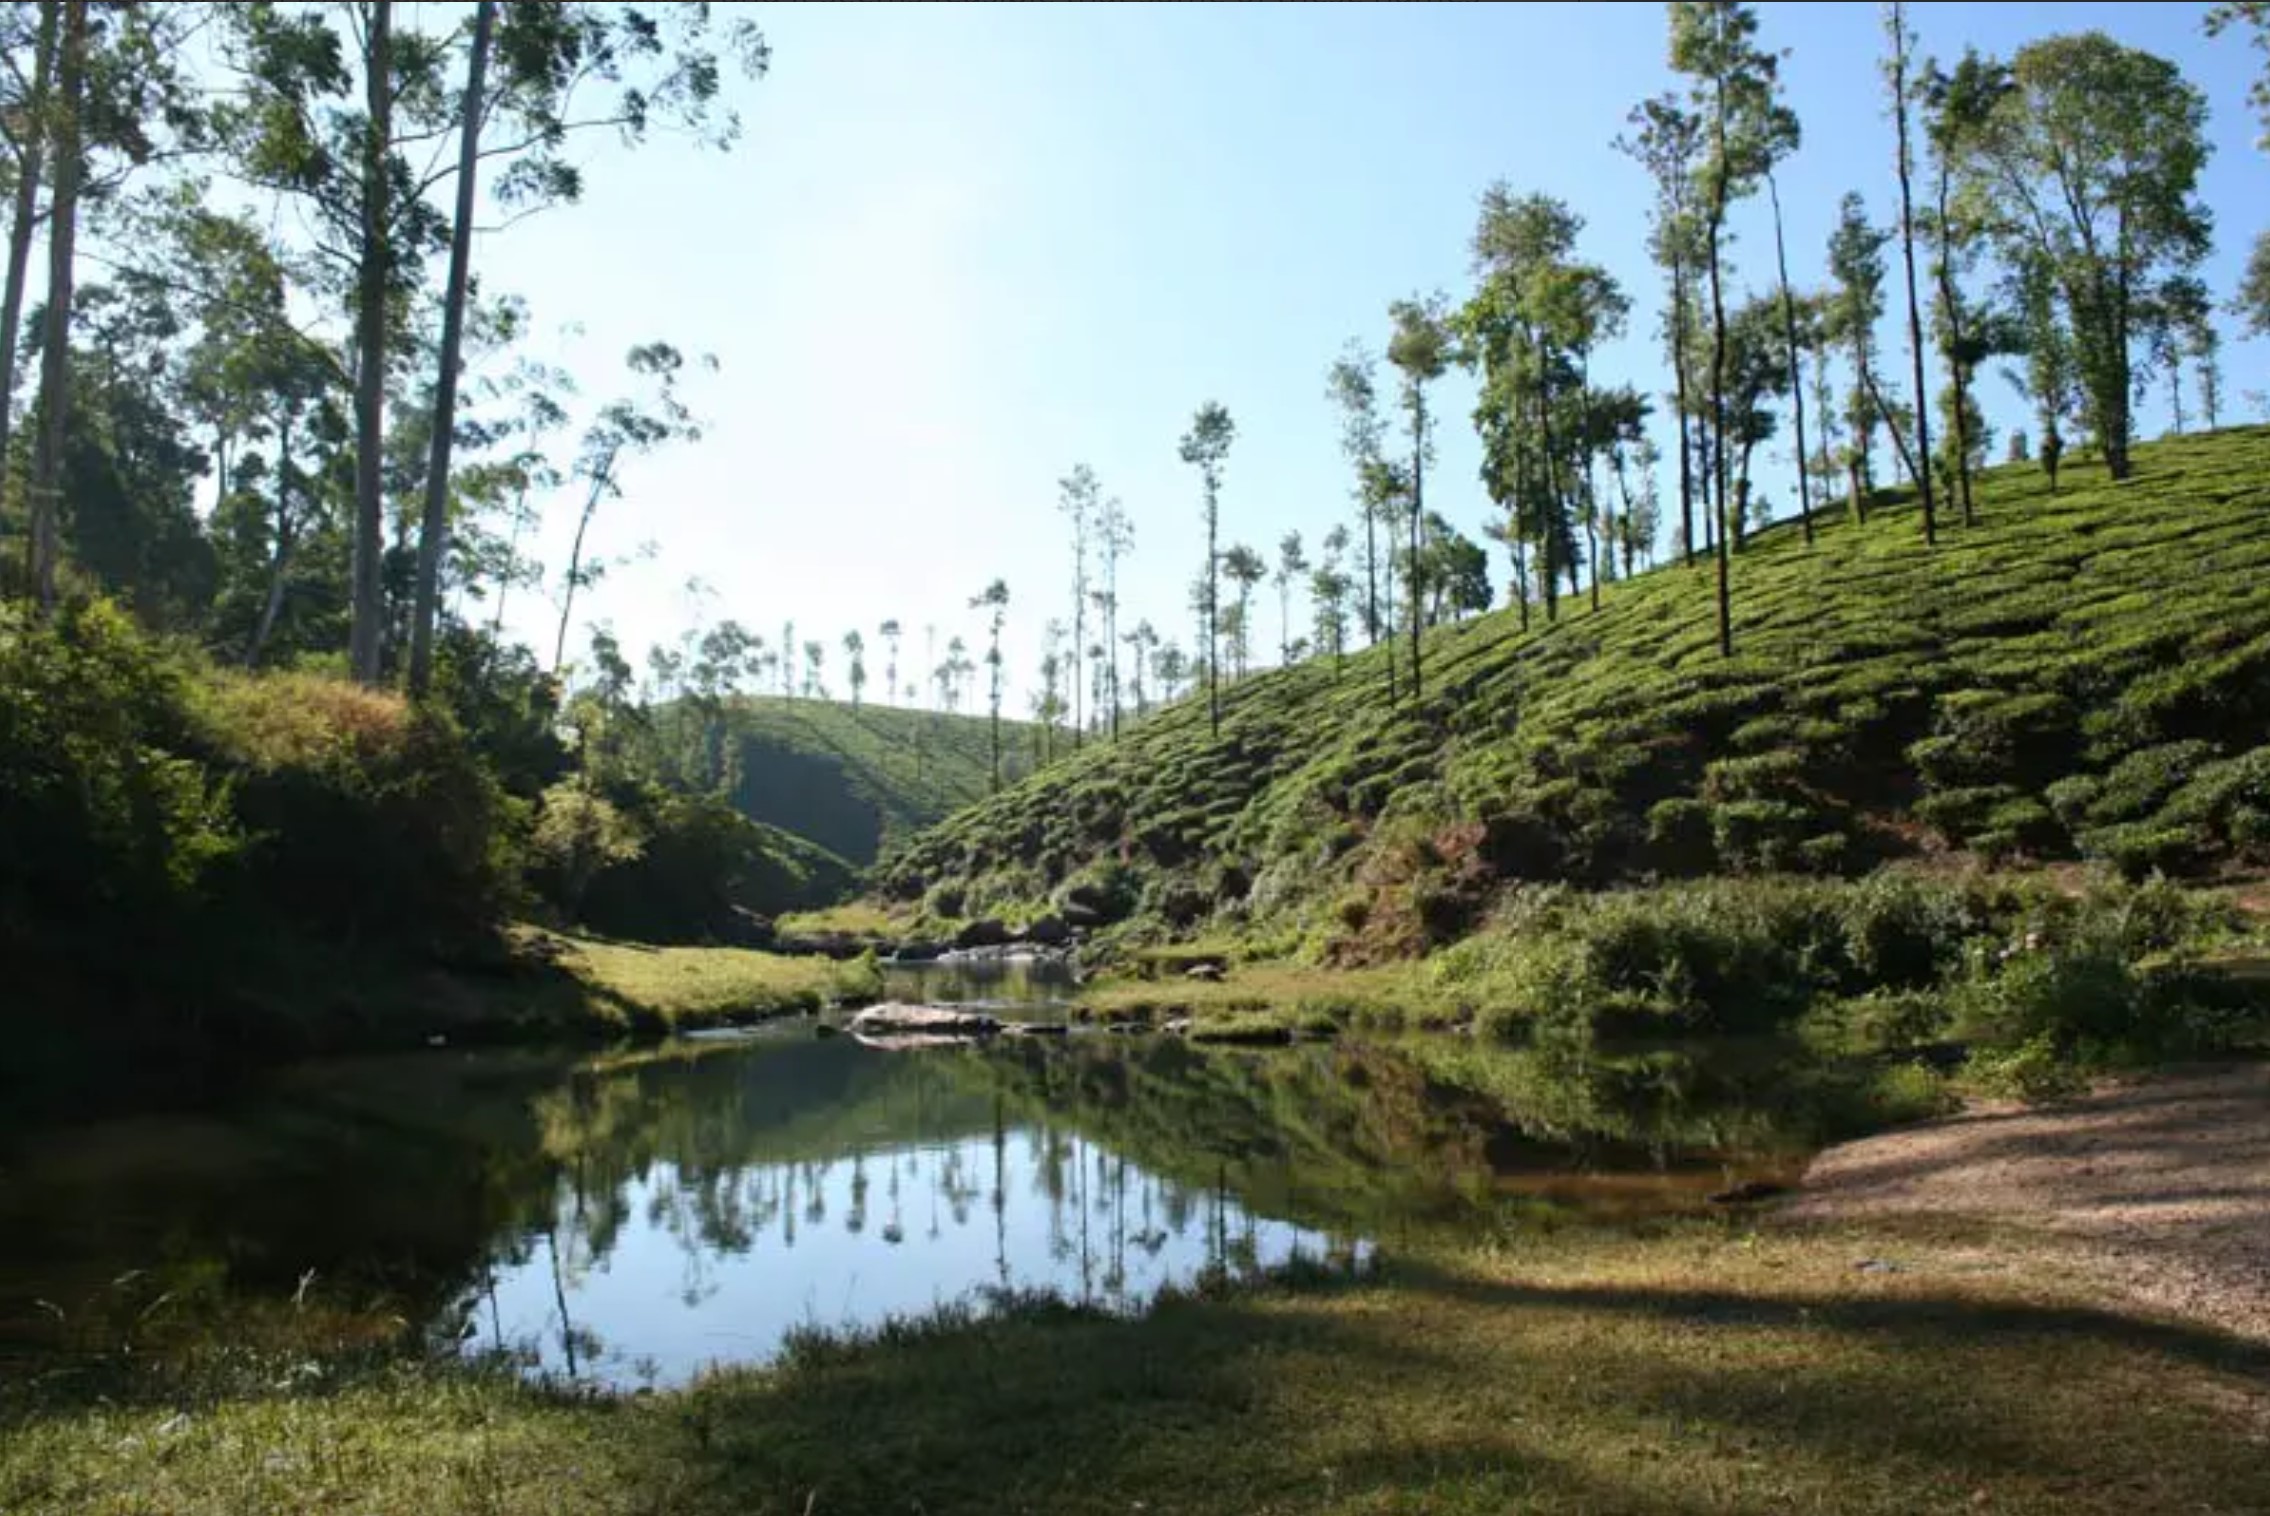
[719,697,1042,865]
[881,428,2270,949]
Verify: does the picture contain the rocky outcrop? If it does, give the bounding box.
[847,1003,1002,1040]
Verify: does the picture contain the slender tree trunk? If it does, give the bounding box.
[1859,364,1923,489]
[1932,169,1975,526]
[349,0,395,683]
[1512,534,1529,633]
[408,0,495,696]
[1706,170,1731,653]
[1767,173,1813,547]
[552,471,608,673]
[1669,257,1697,566]
[0,0,56,542]
[27,0,82,617]
[1533,344,1565,624]
[247,407,296,667]
[1889,3,1936,547]
[1407,389,1424,701]
[1204,490,1218,736]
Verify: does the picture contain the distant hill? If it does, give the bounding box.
[716,697,1043,865]
[880,428,2270,948]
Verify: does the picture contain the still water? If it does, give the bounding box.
[0,967,1822,1390]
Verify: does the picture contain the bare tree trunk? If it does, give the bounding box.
[348,0,394,682]
[1707,170,1731,655]
[1407,389,1424,700]
[1932,168,1975,526]
[408,0,495,696]
[1889,0,1936,547]
[1669,257,1697,566]
[1768,173,1813,547]
[28,0,82,618]
[1204,488,1218,737]
[551,472,607,674]
[246,408,296,667]
[1,0,58,528]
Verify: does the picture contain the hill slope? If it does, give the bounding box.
[881,428,2270,951]
[719,697,1041,865]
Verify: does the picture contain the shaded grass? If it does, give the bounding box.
[6,1222,2266,1515]
[773,900,906,940]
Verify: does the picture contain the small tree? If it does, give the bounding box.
[1097,494,1133,736]
[1057,464,1098,748]
[1387,293,1452,696]
[1311,525,1352,673]
[844,629,866,709]
[802,640,825,699]
[879,619,902,708]
[1177,402,1237,735]
[1273,531,1309,664]
[971,579,1009,792]
[1220,544,1266,677]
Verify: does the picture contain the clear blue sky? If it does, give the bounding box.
[474,1,2269,711]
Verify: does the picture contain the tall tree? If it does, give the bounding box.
[1618,94,1706,569]
[1123,619,1157,717]
[879,618,901,708]
[348,0,396,680]
[1386,292,1451,697]
[2207,4,2270,334]
[1884,0,1937,544]
[1177,401,1235,736]
[408,4,768,693]
[0,0,58,527]
[1219,543,1264,678]
[1272,530,1308,665]
[1827,193,1891,520]
[1946,32,2212,481]
[802,638,823,699]
[1096,492,1131,736]
[1324,341,1397,696]
[1765,167,1814,545]
[26,0,84,614]
[1310,525,1351,674]
[1921,50,2010,528]
[405,0,495,694]
[1669,0,1784,657]
[971,578,1008,792]
[550,344,704,673]
[1056,463,1096,749]
[843,628,865,709]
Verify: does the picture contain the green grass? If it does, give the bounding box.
[7,1222,2266,1515]
[773,899,908,940]
[501,926,881,1034]
[707,696,1041,865]
[880,429,2270,952]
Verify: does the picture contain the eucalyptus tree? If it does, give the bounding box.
[879,619,902,708]
[1386,292,1451,696]
[1617,94,1706,567]
[1827,193,1891,519]
[1764,168,1812,545]
[1056,463,1097,747]
[1122,619,1157,717]
[26,0,84,614]
[1034,617,1066,759]
[1945,32,2212,481]
[843,629,866,709]
[1219,542,1265,679]
[1310,525,1351,673]
[2208,4,2268,333]
[409,2,769,694]
[1882,0,1939,543]
[1152,640,1188,705]
[0,2,59,505]
[1272,530,1308,665]
[1668,0,1786,657]
[1324,343,1391,664]
[1177,401,1235,735]
[550,343,706,674]
[1920,50,2011,527]
[971,578,1009,792]
[802,639,824,700]
[1096,493,1131,735]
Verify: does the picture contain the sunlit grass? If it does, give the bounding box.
[511,926,880,1032]
[6,1221,2264,1515]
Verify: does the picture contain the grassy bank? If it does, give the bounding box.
[6,1219,2265,1515]
[499,928,881,1035]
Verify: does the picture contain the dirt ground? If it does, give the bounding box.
[1789,1062,2270,1344]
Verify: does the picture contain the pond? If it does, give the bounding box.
[0,1005,1841,1392]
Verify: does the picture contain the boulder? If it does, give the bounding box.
[1185,962,1225,983]
[955,918,1010,950]
[887,941,946,964]
[1060,898,1107,930]
[847,1003,1002,1039]
[1003,1021,1071,1038]
[1022,914,1072,947]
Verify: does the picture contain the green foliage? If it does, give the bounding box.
[885,430,2270,939]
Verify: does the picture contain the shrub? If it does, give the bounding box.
[1711,799,1816,872]
[1645,798,1716,875]
[2085,740,2223,825]
[2076,820,2208,880]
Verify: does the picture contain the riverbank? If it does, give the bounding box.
[6,1203,2266,1514]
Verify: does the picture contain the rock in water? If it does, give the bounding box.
[846,1003,1002,1039]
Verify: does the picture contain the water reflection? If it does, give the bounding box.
[878,954,1078,1013]
[0,1029,1828,1393]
